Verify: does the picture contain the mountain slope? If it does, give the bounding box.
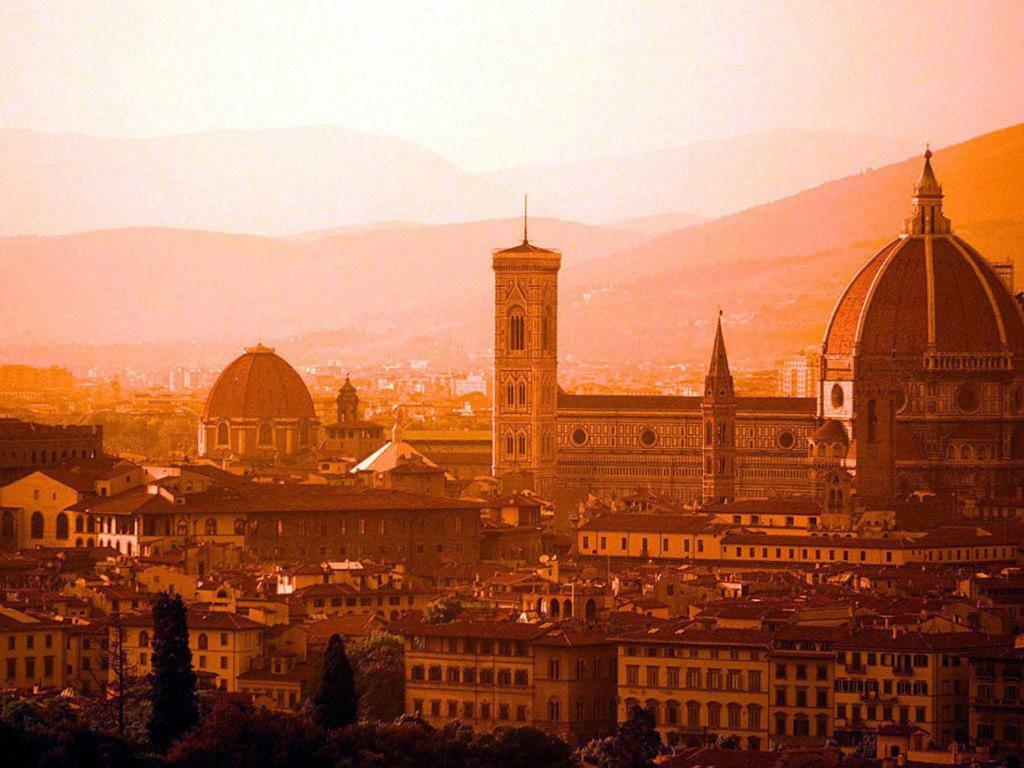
[486,130,920,222]
[0,126,507,236]
[1,127,917,237]
[0,217,646,350]
[557,123,1024,366]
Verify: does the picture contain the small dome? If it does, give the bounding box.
[811,420,849,444]
[204,345,314,421]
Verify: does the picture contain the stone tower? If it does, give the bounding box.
[702,314,737,503]
[337,376,359,422]
[492,204,561,497]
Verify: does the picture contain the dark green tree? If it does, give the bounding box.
[424,595,462,624]
[148,592,198,752]
[577,706,662,768]
[349,632,405,721]
[312,633,358,730]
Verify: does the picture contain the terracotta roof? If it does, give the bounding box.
[702,498,822,515]
[721,532,910,549]
[71,487,177,516]
[204,345,315,420]
[396,618,555,641]
[835,629,1009,652]
[177,484,479,514]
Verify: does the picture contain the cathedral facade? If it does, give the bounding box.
[492,153,1024,506]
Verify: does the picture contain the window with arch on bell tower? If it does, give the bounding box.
[508,308,526,352]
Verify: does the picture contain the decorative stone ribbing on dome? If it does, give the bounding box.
[904,147,951,235]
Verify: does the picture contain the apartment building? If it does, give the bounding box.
[400,618,617,745]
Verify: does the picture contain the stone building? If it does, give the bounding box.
[0,418,103,486]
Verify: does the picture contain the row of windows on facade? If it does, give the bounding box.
[624,665,764,691]
[4,655,58,681]
[253,516,463,537]
[624,698,769,732]
[505,307,554,353]
[416,696,606,724]
[411,657,610,685]
[2,447,97,464]
[214,421,312,447]
[505,430,558,460]
[259,541,464,560]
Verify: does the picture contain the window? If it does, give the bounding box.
[198,633,209,650]
[258,422,273,446]
[30,512,44,539]
[548,698,561,722]
[508,309,526,351]
[205,518,217,536]
[748,704,762,730]
[217,422,230,445]
[139,631,150,648]
[549,658,561,680]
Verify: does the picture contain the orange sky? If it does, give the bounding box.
[1,0,1022,171]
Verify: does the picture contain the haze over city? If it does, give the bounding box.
[2,3,1024,768]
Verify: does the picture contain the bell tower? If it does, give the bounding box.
[702,313,737,503]
[492,199,560,497]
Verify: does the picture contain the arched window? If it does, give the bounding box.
[1,510,13,538]
[508,308,526,351]
[541,307,552,351]
[506,434,515,457]
[705,420,713,445]
[727,702,742,728]
[585,599,597,621]
[666,700,680,726]
[507,383,515,407]
[177,521,188,536]
[56,513,69,540]
[75,515,84,533]
[197,633,208,650]
[139,631,150,648]
[548,698,561,722]
[205,518,218,536]
[518,433,527,456]
[299,422,309,446]
[550,599,560,618]
[747,704,762,730]
[30,512,44,539]
[258,423,273,446]
[707,701,721,728]
[686,701,701,729]
[518,382,527,407]
[216,422,229,446]
[234,519,246,535]
[867,399,878,443]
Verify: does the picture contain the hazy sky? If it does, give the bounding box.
[1,0,1022,172]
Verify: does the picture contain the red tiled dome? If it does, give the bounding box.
[823,234,1024,358]
[204,345,314,420]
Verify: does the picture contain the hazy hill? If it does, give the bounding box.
[557,123,1024,367]
[1,127,914,237]
[0,127,507,236]
[486,130,921,222]
[0,217,646,353]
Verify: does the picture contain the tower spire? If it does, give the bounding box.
[707,311,732,383]
[904,145,950,235]
[523,193,529,244]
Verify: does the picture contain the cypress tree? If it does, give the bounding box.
[148,592,198,752]
[312,633,358,730]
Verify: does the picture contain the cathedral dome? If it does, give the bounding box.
[824,152,1024,361]
[204,345,315,421]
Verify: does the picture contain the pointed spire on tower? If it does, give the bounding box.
[905,144,950,235]
[523,193,529,244]
[914,144,942,199]
[708,310,731,380]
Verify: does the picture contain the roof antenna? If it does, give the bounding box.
[523,193,529,244]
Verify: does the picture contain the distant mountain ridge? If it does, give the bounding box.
[1,126,915,236]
